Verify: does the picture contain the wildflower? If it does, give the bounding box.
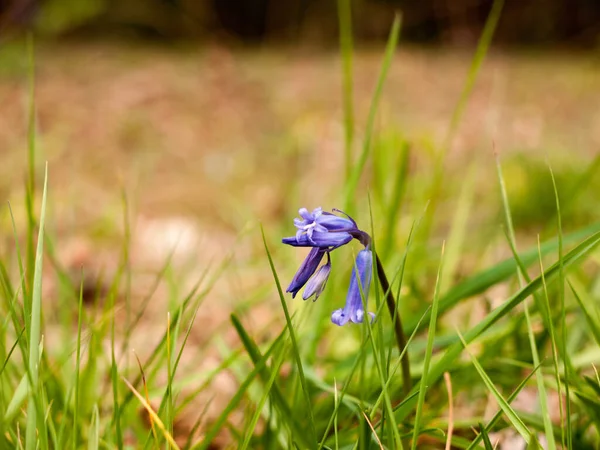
[282,206,374,324]
[284,207,358,249]
[302,253,331,301]
[286,247,327,298]
[331,249,375,326]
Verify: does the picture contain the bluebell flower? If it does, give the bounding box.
[283,207,374,323]
[331,249,375,326]
[286,247,327,298]
[285,207,358,248]
[302,253,331,301]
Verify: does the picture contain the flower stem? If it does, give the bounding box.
[375,254,411,397]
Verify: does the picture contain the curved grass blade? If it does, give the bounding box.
[193,330,284,450]
[406,222,600,334]
[231,314,311,448]
[411,243,445,450]
[344,14,401,212]
[260,227,316,444]
[457,331,531,444]
[396,227,600,422]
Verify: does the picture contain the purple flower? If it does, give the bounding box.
[282,231,353,249]
[302,254,331,301]
[331,249,375,326]
[282,207,374,321]
[286,247,327,298]
[287,207,357,247]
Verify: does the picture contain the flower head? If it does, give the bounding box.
[286,207,358,248]
[331,249,375,326]
[283,206,374,323]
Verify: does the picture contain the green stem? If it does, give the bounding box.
[375,254,411,397]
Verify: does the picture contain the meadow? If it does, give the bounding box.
[1,12,600,450]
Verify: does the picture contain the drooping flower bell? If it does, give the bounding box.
[285,247,327,298]
[282,207,374,324]
[331,249,375,326]
[302,253,331,301]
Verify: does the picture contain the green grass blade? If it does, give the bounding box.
[467,365,540,449]
[478,423,494,450]
[406,222,600,334]
[239,345,287,450]
[496,152,556,450]
[444,0,504,149]
[548,163,571,449]
[458,332,531,443]
[260,226,316,444]
[524,302,556,449]
[231,314,311,448]
[382,141,410,259]
[344,14,401,212]
[88,404,99,450]
[569,279,600,347]
[193,330,284,450]
[419,0,503,242]
[25,163,48,450]
[72,271,84,449]
[440,163,475,293]
[411,242,444,449]
[397,227,600,422]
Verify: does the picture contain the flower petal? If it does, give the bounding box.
[286,247,326,298]
[302,255,331,301]
[283,231,353,248]
[331,308,349,326]
[299,208,312,221]
[317,213,356,231]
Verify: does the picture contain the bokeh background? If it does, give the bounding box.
[1,0,600,445]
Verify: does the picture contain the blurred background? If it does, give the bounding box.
[1,1,600,444]
[2,0,600,44]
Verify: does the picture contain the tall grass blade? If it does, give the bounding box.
[496,152,556,449]
[344,14,401,212]
[411,242,444,449]
[231,314,310,448]
[193,331,283,450]
[467,365,540,450]
[25,163,48,450]
[88,405,99,450]
[458,332,531,443]
[406,222,600,334]
[260,227,316,444]
[420,0,503,241]
[548,163,572,449]
[396,228,600,422]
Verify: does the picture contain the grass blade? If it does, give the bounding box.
[411,242,444,449]
[344,14,401,212]
[397,227,600,422]
[260,226,316,444]
[88,405,99,450]
[406,222,600,334]
[548,163,572,449]
[457,332,531,443]
[25,163,48,450]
